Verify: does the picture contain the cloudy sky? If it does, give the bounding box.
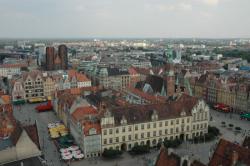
[0,0,249,38]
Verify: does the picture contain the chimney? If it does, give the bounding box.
[231,151,239,166]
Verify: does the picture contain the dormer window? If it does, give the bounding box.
[151,110,158,121]
[104,110,111,118]
[121,115,127,125]
[89,128,97,135]
[180,110,186,117]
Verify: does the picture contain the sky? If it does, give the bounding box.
[0,0,249,38]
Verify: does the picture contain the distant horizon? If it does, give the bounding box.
[1,37,250,40]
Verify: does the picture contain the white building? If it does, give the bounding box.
[100,94,209,151]
[0,64,26,77]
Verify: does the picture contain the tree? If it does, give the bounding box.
[208,126,220,136]
[102,149,122,158]
[164,139,182,148]
[131,145,150,154]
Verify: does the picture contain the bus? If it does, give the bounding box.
[27,97,47,104]
[13,99,25,105]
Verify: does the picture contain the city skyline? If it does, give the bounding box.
[0,0,250,38]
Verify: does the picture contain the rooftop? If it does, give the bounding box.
[209,138,250,166]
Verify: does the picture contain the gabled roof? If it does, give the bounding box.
[83,121,101,136]
[155,147,206,166]
[155,148,180,166]
[242,136,250,148]
[71,106,97,122]
[110,94,198,125]
[23,124,40,149]
[8,123,40,149]
[9,123,22,146]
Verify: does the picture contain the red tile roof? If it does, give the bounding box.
[155,148,180,166]
[67,69,90,82]
[0,63,27,68]
[127,87,166,103]
[82,121,101,136]
[128,67,139,75]
[209,139,250,166]
[155,147,206,166]
[71,106,97,122]
[23,123,40,149]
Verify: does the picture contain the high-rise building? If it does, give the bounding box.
[45,47,55,70]
[58,45,68,70]
[45,45,68,71]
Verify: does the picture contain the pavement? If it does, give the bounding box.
[13,103,63,166]
[13,104,250,166]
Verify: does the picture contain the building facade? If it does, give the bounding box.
[100,94,209,152]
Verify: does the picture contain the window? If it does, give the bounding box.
[159,122,162,127]
[176,119,179,124]
[128,126,132,131]
[153,123,156,128]
[104,130,107,135]
[147,124,150,129]
[122,127,126,132]
[165,129,168,135]
[159,130,162,136]
[147,132,150,137]
[204,123,207,128]
[193,125,195,130]
[186,126,189,131]
[135,134,138,139]
[176,128,179,133]
[171,120,174,125]
[116,137,119,142]
[116,128,119,134]
[109,138,113,144]
[122,136,126,142]
[128,135,131,140]
[109,129,112,134]
[181,127,184,132]
[153,131,156,136]
[165,121,168,126]
[141,124,144,129]
[141,133,144,139]
[170,128,173,134]
[182,119,184,124]
[135,125,138,131]
[187,118,190,123]
[104,139,107,144]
